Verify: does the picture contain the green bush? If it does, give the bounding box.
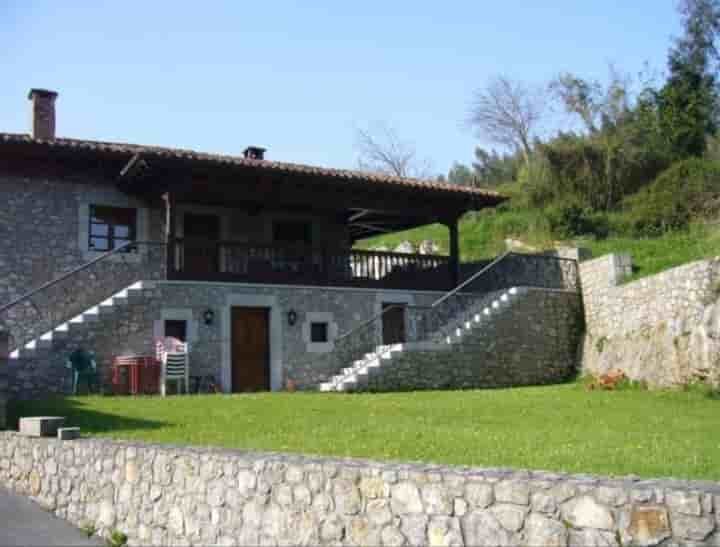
[625,159,720,235]
[546,202,610,239]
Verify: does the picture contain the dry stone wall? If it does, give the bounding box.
[580,254,720,386]
[1,432,718,546]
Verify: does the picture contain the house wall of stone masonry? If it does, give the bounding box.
[0,173,353,354]
[6,282,448,398]
[362,289,583,392]
[1,432,718,546]
[579,253,720,386]
[0,173,166,350]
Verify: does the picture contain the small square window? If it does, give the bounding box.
[89,205,137,253]
[310,322,328,343]
[164,320,187,342]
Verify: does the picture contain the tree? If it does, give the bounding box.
[472,147,520,187]
[657,0,720,158]
[355,123,434,179]
[467,76,547,166]
[446,163,475,186]
[550,67,632,134]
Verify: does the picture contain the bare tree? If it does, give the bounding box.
[355,123,434,179]
[468,76,546,165]
[550,65,633,134]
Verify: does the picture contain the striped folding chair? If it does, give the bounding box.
[160,342,189,396]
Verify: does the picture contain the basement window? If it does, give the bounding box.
[310,322,329,343]
[89,205,138,252]
[164,320,187,342]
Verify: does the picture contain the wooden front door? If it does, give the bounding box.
[382,303,406,345]
[231,307,270,392]
[183,213,220,275]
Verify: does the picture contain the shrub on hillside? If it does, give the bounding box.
[625,159,720,235]
[546,202,610,239]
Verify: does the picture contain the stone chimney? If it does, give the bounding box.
[243,146,266,160]
[28,88,58,140]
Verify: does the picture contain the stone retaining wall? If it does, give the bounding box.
[580,254,720,386]
[1,432,718,546]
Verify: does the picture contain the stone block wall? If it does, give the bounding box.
[1,432,718,546]
[7,283,445,398]
[363,289,583,392]
[0,174,165,350]
[580,254,720,386]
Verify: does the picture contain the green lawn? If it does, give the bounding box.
[9,384,720,480]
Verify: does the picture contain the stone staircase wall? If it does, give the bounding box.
[7,283,162,400]
[360,289,582,392]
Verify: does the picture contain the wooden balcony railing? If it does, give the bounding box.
[168,238,453,291]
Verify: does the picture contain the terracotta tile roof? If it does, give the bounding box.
[0,132,506,202]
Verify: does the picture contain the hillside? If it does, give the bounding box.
[356,207,720,282]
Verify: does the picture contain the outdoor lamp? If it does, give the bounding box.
[203,309,215,326]
[287,310,298,326]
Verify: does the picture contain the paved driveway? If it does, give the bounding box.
[0,488,102,546]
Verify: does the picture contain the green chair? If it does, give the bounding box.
[65,348,98,395]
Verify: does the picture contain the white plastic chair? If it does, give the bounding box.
[159,342,189,396]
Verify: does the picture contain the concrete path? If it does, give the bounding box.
[0,488,102,546]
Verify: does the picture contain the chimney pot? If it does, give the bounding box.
[243,146,266,160]
[28,88,58,140]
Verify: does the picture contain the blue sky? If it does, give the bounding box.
[2,1,681,175]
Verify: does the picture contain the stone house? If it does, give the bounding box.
[0,89,582,398]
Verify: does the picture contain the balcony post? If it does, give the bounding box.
[445,215,461,288]
[162,192,176,279]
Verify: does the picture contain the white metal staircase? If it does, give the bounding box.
[319,287,524,392]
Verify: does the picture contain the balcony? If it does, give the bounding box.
[167,238,454,291]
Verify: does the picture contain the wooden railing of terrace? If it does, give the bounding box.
[168,238,453,291]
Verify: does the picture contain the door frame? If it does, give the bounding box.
[376,292,415,345]
[230,306,270,392]
[221,294,283,392]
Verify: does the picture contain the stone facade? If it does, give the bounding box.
[8,282,585,399]
[0,173,351,353]
[580,254,720,386]
[0,174,165,350]
[6,282,442,398]
[1,432,718,546]
[361,289,582,392]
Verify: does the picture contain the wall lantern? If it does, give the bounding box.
[203,309,215,326]
[287,310,298,326]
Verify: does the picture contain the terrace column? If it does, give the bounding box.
[162,192,177,280]
[445,216,461,288]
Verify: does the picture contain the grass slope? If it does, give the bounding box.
[10,385,720,480]
[358,209,720,281]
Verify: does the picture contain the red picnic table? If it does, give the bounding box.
[111,355,161,395]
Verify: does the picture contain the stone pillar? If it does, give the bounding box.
[0,331,8,429]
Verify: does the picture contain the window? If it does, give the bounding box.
[164,320,187,342]
[310,322,328,343]
[89,205,137,252]
[273,221,312,244]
